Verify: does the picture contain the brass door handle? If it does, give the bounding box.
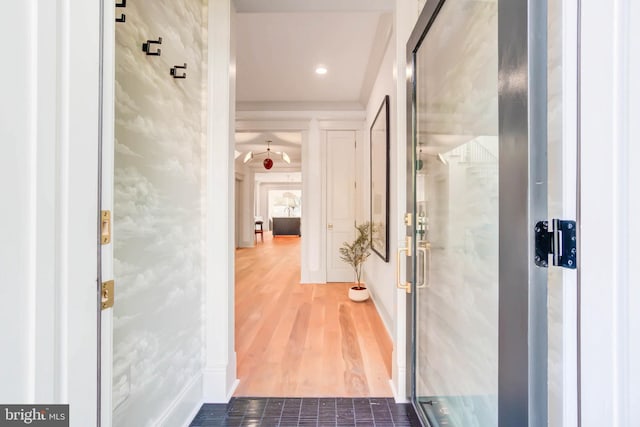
[328,223,333,230]
[396,247,411,294]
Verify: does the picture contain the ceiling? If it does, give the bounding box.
[234,0,393,109]
[235,131,302,169]
[235,12,388,107]
[233,0,394,177]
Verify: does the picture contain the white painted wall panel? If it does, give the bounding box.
[362,33,395,332]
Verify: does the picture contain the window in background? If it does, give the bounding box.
[268,190,301,218]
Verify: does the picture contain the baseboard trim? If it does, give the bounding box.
[238,240,255,248]
[367,287,393,339]
[226,379,240,400]
[389,379,408,403]
[155,373,203,427]
[391,356,408,404]
[180,398,204,427]
[203,363,239,402]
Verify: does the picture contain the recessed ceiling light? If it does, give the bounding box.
[315,66,328,75]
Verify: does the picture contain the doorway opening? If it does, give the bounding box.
[233,127,393,397]
[232,4,395,398]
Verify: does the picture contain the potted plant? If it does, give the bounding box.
[339,222,372,302]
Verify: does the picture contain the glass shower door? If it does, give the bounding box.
[411,0,499,425]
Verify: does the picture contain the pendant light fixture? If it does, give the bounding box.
[242,140,291,170]
[263,157,274,170]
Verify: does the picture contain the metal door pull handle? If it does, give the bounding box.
[416,244,431,289]
[396,247,411,293]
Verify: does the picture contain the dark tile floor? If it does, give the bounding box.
[189,397,420,426]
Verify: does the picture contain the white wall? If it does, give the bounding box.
[234,164,256,248]
[361,35,396,332]
[356,0,423,401]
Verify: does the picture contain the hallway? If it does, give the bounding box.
[234,233,393,397]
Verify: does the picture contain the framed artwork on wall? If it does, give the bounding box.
[370,95,390,262]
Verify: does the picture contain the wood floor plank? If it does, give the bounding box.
[234,233,392,397]
[339,303,370,395]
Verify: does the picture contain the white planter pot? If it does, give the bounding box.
[348,286,369,302]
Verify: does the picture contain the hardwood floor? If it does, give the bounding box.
[234,233,393,397]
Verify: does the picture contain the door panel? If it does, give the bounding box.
[326,130,356,282]
[411,1,499,425]
[406,0,578,425]
[1,3,100,420]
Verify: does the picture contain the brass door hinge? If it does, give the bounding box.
[101,280,114,310]
[101,210,111,244]
[404,213,412,227]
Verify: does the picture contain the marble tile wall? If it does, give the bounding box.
[113,0,207,425]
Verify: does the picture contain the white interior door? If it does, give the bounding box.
[326,130,356,282]
[1,1,102,424]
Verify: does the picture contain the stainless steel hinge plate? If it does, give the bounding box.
[535,219,577,269]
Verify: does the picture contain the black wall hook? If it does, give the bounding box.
[115,0,126,22]
[170,63,187,79]
[142,37,162,56]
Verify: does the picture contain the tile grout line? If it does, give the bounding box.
[189,397,415,426]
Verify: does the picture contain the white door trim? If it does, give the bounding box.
[203,0,239,402]
[579,0,639,425]
[100,0,116,424]
[558,0,579,425]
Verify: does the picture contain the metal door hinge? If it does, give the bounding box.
[101,210,111,244]
[535,219,577,269]
[404,213,412,227]
[102,280,114,310]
